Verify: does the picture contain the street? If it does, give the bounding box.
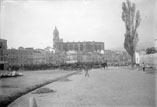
[8,67,156,107]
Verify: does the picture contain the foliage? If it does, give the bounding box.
[122,0,141,67]
[146,47,157,54]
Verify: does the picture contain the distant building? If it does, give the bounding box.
[33,49,55,65]
[0,39,8,70]
[135,51,140,64]
[33,50,43,65]
[138,49,146,55]
[7,47,57,66]
[66,51,78,63]
[53,26,104,53]
[7,48,34,66]
[103,50,131,66]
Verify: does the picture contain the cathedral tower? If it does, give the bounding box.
[53,26,63,52]
[53,26,59,41]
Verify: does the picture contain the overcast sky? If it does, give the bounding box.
[0,0,156,49]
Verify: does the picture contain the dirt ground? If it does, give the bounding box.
[8,67,156,107]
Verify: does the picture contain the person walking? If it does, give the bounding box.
[84,65,89,77]
[105,61,108,69]
[142,62,145,71]
[101,61,108,70]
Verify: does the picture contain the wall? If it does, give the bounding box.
[139,53,157,66]
[0,39,7,70]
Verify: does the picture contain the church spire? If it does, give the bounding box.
[53,26,59,39]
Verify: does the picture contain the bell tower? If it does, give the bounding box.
[53,26,63,52]
[53,26,60,49]
[53,26,59,40]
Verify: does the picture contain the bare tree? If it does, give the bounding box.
[122,0,141,67]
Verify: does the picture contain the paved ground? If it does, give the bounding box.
[8,67,156,107]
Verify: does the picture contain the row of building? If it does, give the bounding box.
[7,47,131,67]
[0,38,132,70]
[1,26,144,70]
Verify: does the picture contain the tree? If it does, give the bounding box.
[122,0,141,67]
[146,47,156,54]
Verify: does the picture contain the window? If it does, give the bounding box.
[63,44,68,51]
[69,44,73,50]
[74,44,78,51]
[80,44,83,51]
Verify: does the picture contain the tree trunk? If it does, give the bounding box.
[131,53,135,67]
[131,56,134,67]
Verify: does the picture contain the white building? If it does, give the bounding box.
[135,51,140,64]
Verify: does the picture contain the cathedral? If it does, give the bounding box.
[53,26,104,53]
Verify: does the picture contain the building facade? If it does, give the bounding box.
[103,50,131,66]
[53,26,104,53]
[7,48,34,66]
[0,39,7,70]
[7,48,58,67]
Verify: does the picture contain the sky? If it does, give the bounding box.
[0,0,156,49]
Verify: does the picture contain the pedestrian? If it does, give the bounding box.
[142,62,145,71]
[101,61,108,70]
[84,65,89,77]
[105,61,108,69]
